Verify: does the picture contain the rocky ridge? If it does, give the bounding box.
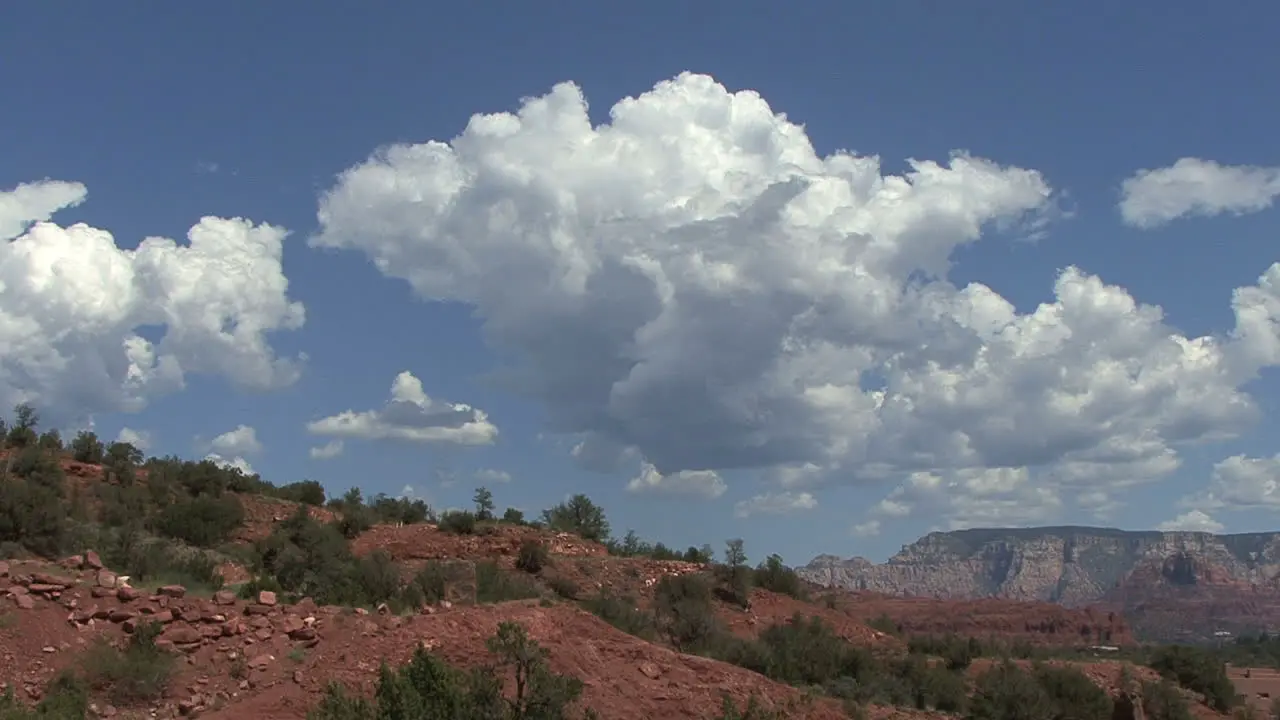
[799,526,1280,641]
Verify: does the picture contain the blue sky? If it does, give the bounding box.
[3,3,1280,565]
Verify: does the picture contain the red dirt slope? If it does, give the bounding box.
[824,591,1134,645]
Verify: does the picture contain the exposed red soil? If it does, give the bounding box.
[1,557,865,720]
[350,522,607,562]
[233,495,337,543]
[823,590,1134,646]
[720,589,902,651]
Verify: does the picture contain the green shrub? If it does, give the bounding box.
[546,575,580,600]
[308,621,587,720]
[475,561,540,604]
[752,554,807,600]
[439,510,477,535]
[581,593,655,640]
[516,539,550,574]
[652,573,720,651]
[1149,645,1237,712]
[400,562,450,607]
[1140,679,1194,720]
[153,494,245,547]
[79,621,174,704]
[0,670,89,719]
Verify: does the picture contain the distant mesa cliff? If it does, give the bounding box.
[799,526,1280,642]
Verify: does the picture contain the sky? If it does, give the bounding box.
[3,3,1280,566]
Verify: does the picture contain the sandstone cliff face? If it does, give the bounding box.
[799,527,1280,641]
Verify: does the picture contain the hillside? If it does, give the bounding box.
[0,409,1247,719]
[800,526,1280,641]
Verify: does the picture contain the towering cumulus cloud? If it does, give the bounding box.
[0,180,305,423]
[311,72,1280,511]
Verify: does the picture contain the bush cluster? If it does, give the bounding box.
[308,620,590,720]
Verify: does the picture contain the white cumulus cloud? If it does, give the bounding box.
[205,453,255,476]
[860,467,1064,531]
[473,468,512,483]
[308,439,344,460]
[1182,454,1280,512]
[209,424,262,457]
[310,72,1280,507]
[1120,157,1280,228]
[1157,510,1224,534]
[851,520,882,537]
[734,491,817,518]
[201,424,262,476]
[627,462,727,499]
[115,427,151,452]
[0,180,306,424]
[307,371,498,445]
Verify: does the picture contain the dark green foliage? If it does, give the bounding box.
[908,633,984,670]
[439,510,478,535]
[1031,663,1114,720]
[652,573,720,651]
[1140,679,1194,720]
[79,621,174,704]
[516,539,550,574]
[580,593,655,640]
[967,660,1055,720]
[475,561,540,603]
[399,562,450,607]
[332,488,376,539]
[277,480,328,506]
[605,530,712,563]
[751,554,807,600]
[369,494,432,524]
[712,694,784,719]
[238,575,285,600]
[0,671,89,719]
[153,494,245,546]
[308,621,586,720]
[713,539,752,609]
[0,476,67,557]
[473,487,495,522]
[1148,645,1236,712]
[965,661,1115,720]
[502,507,527,525]
[541,495,609,543]
[70,431,105,464]
[546,575,580,600]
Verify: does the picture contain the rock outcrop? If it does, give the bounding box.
[800,526,1280,641]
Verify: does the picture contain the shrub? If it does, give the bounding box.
[653,573,720,651]
[714,540,753,609]
[967,660,1055,720]
[439,510,477,535]
[70,430,106,464]
[515,539,550,574]
[1033,663,1113,720]
[153,494,245,547]
[1149,645,1237,712]
[581,593,655,640]
[80,621,174,704]
[400,561,450,607]
[752,554,807,600]
[541,494,610,542]
[308,621,587,720]
[238,575,285,601]
[1141,679,1194,720]
[276,480,327,506]
[0,671,89,719]
[546,575,580,600]
[475,561,540,604]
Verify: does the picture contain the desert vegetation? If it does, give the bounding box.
[0,403,1255,719]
